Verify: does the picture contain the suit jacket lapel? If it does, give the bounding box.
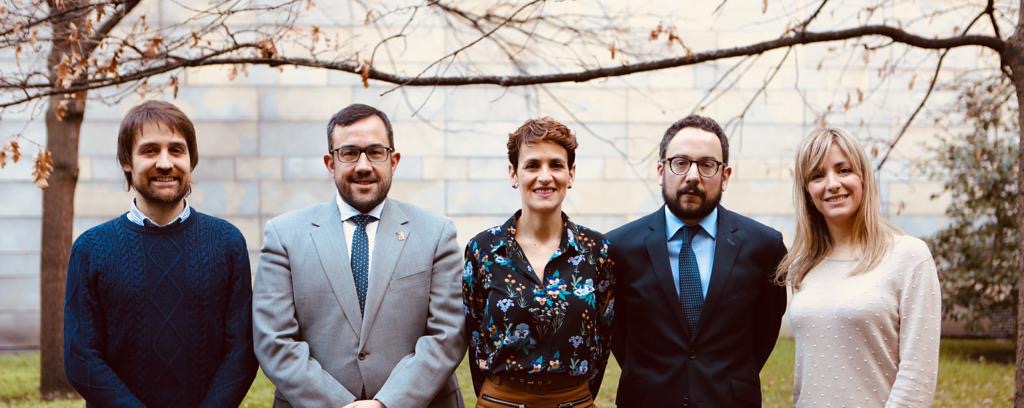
[309,199,362,336]
[643,207,689,331]
[697,206,743,339]
[359,200,410,345]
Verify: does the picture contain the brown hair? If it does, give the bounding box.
[660,114,729,162]
[117,100,198,188]
[326,103,394,151]
[507,117,578,168]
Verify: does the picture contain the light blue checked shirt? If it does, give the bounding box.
[127,198,192,227]
[665,206,718,298]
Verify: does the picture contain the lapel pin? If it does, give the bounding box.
[396,231,407,241]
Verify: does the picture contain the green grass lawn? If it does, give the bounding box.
[2,338,1014,407]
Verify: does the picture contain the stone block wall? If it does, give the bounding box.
[0,0,988,348]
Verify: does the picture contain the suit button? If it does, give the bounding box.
[688,352,696,360]
[358,352,366,360]
[682,397,690,407]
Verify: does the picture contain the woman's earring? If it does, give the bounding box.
[512,183,518,189]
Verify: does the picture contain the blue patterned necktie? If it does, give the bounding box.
[678,224,704,338]
[350,214,376,315]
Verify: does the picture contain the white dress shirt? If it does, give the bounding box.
[336,194,386,274]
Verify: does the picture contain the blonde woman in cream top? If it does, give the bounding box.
[789,234,940,406]
[777,128,941,407]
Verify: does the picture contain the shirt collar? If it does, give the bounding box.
[128,198,191,228]
[493,210,584,256]
[665,205,718,240]
[335,193,386,222]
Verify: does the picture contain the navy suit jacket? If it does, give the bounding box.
[607,205,787,407]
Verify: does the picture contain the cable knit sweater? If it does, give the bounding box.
[63,212,257,407]
[789,234,941,408]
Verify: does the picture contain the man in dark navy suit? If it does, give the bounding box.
[607,115,787,407]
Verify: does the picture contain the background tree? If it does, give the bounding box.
[927,75,1019,337]
[2,0,1024,403]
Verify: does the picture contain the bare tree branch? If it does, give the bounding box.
[874,49,947,171]
[875,3,999,170]
[81,0,140,58]
[796,0,829,32]
[1,23,1005,110]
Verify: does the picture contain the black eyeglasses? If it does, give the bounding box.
[662,156,724,178]
[329,145,393,163]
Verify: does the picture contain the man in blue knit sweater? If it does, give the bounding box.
[63,101,258,407]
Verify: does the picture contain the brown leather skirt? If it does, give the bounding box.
[476,376,595,408]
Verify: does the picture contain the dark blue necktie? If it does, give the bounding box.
[350,214,376,315]
[678,225,704,338]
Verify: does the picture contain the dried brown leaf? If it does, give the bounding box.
[95,3,105,21]
[55,54,73,88]
[365,9,373,25]
[9,140,20,163]
[258,39,278,59]
[192,32,201,47]
[856,88,864,103]
[908,73,918,90]
[145,37,162,58]
[649,22,663,41]
[843,92,851,110]
[68,22,78,43]
[32,149,53,189]
[170,76,179,98]
[55,99,69,121]
[667,27,679,46]
[0,150,6,168]
[608,43,616,60]
[360,61,370,88]
[311,26,321,48]
[762,0,768,14]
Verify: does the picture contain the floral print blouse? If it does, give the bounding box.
[463,211,615,396]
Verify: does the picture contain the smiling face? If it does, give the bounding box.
[660,127,731,224]
[324,115,400,213]
[510,140,575,216]
[121,123,193,209]
[806,142,864,233]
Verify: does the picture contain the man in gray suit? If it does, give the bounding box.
[253,103,466,408]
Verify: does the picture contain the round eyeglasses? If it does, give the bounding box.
[662,156,724,178]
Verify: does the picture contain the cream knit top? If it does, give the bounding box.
[790,234,941,407]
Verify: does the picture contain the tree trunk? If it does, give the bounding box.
[1016,81,1024,408]
[39,0,87,399]
[1008,19,1024,406]
[39,93,84,400]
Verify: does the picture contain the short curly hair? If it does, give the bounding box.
[507,117,578,168]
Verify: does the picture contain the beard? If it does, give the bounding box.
[663,180,722,222]
[133,174,188,207]
[338,169,391,213]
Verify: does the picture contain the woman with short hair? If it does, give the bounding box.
[463,117,614,408]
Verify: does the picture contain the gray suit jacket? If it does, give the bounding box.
[253,198,466,408]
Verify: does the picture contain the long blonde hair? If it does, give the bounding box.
[775,128,897,288]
